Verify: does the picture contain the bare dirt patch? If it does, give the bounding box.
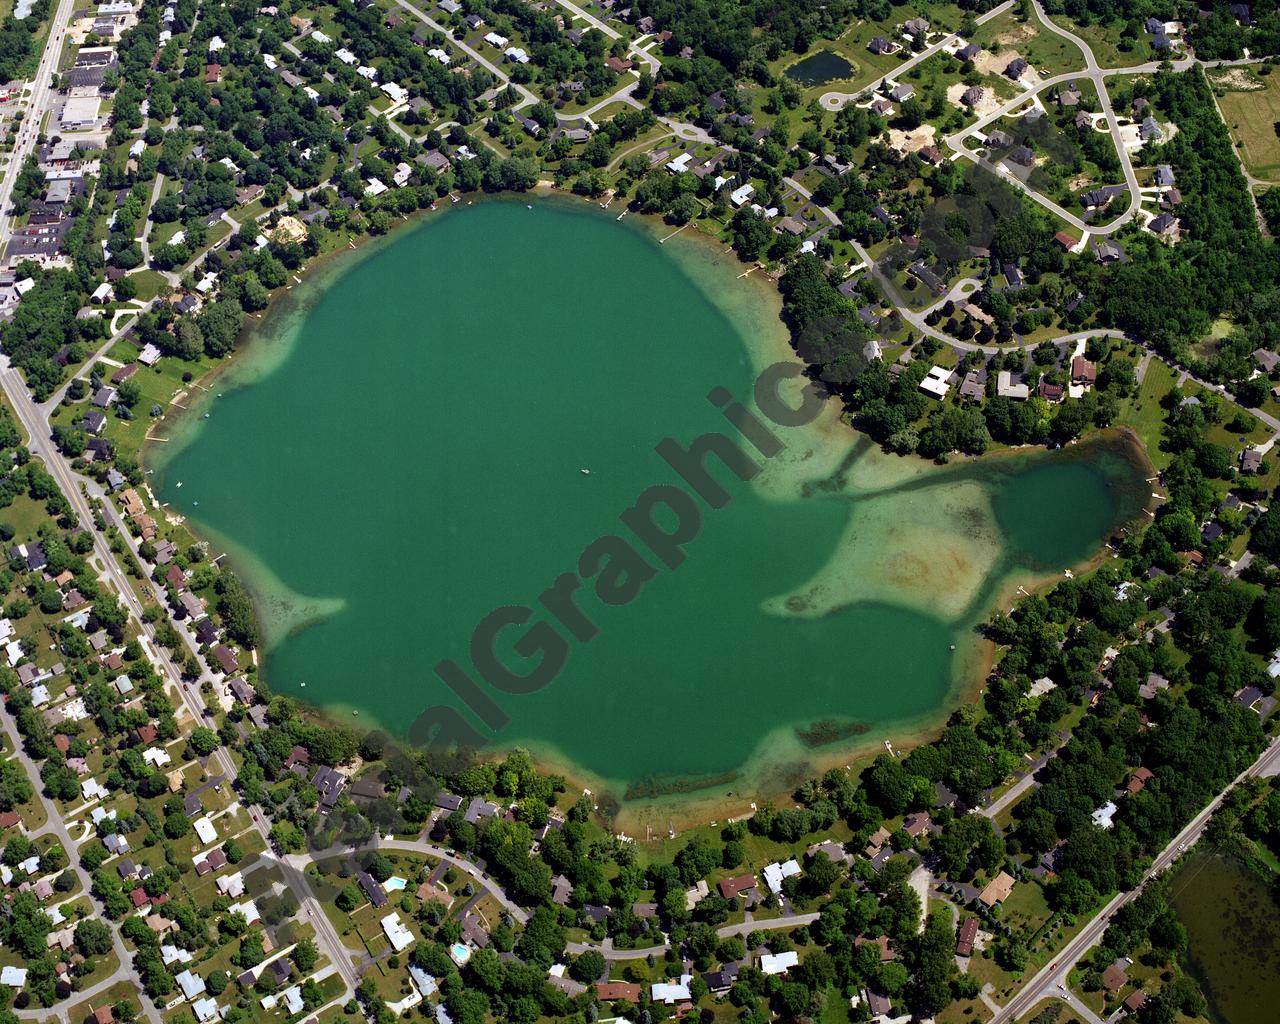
[888,123,937,155]
[1211,67,1264,91]
[947,82,1002,118]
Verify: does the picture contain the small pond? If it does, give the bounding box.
[784,50,855,87]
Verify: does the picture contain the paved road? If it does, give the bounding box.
[395,0,538,110]
[989,735,1280,1024]
[564,911,821,960]
[0,0,77,250]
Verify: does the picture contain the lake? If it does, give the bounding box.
[1170,849,1280,1024]
[784,51,856,87]
[152,198,1150,818]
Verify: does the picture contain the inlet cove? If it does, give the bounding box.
[152,200,1150,808]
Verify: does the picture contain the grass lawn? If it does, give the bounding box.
[67,979,143,1024]
[1045,15,1157,69]
[1116,357,1178,470]
[971,11,1086,78]
[129,269,171,302]
[1210,67,1280,183]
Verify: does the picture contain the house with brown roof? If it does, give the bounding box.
[1124,766,1154,795]
[718,873,757,899]
[597,982,642,1001]
[1071,355,1097,385]
[978,870,1015,907]
[956,917,978,956]
[1123,990,1147,1012]
[1102,963,1128,992]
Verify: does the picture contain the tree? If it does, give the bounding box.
[293,937,319,973]
[0,759,32,811]
[74,918,112,956]
[569,949,605,984]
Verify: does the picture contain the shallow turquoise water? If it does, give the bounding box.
[153,200,1148,798]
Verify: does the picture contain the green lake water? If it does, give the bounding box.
[784,51,856,87]
[1170,850,1280,1024]
[151,198,1150,810]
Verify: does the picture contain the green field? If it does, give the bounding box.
[1212,68,1280,182]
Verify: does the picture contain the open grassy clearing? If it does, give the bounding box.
[1211,67,1280,182]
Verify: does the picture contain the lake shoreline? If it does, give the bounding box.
[143,189,1158,836]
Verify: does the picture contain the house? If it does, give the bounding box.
[212,646,237,675]
[1007,145,1035,167]
[903,17,929,38]
[597,982,642,1001]
[1149,213,1177,235]
[1141,116,1163,142]
[651,977,693,1004]
[762,858,800,894]
[961,85,984,107]
[918,145,944,165]
[1092,801,1118,829]
[1124,990,1149,1013]
[959,371,985,402]
[1242,448,1264,473]
[1102,964,1128,992]
[703,964,740,993]
[718,873,757,899]
[1054,230,1076,250]
[956,42,981,61]
[956,917,978,956]
[919,365,952,399]
[889,83,914,103]
[1057,85,1081,106]
[1094,239,1125,263]
[381,912,415,953]
[358,870,388,908]
[986,129,1014,149]
[1125,767,1154,795]
[175,969,206,1001]
[605,56,633,73]
[193,817,217,845]
[997,371,1030,400]
[312,766,346,810]
[1155,164,1176,187]
[1071,355,1097,385]
[978,870,1015,907]
[868,36,896,55]
[759,950,799,975]
[1005,57,1029,80]
[1083,185,1126,209]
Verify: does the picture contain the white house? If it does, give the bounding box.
[729,182,755,207]
[760,951,799,975]
[763,859,801,895]
[1091,802,1118,829]
[142,746,171,768]
[483,31,508,47]
[382,912,415,952]
[175,969,206,1001]
[652,977,693,1004]
[193,816,217,845]
[665,152,694,173]
[919,365,953,399]
[335,47,357,65]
